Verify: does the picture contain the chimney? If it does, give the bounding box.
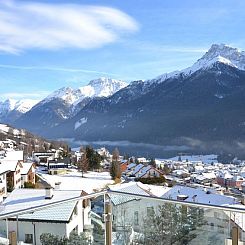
[55,182,61,190]
[45,187,54,199]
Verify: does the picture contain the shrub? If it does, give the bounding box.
[135,176,166,184]
[24,182,36,188]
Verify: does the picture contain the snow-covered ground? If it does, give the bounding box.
[37,168,114,194]
[156,154,218,164]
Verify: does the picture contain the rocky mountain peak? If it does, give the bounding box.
[197,43,245,70]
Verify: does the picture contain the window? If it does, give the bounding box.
[214,212,220,219]
[147,207,154,217]
[134,211,139,225]
[25,234,33,244]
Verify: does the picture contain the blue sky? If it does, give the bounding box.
[1,0,245,101]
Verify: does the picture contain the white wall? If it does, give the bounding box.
[0,173,7,202]
[13,164,21,189]
[112,198,163,232]
[0,200,88,245]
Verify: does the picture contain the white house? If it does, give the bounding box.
[109,182,169,233]
[0,188,92,245]
[0,160,22,191]
[20,162,36,188]
[0,169,8,203]
[136,166,163,178]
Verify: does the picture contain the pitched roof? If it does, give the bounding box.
[21,162,34,175]
[0,189,82,222]
[108,182,170,205]
[131,164,144,175]
[162,185,237,206]
[0,160,20,173]
[109,182,151,205]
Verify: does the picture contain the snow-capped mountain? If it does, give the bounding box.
[43,77,127,106]
[12,77,128,134]
[45,43,245,158]
[0,99,38,123]
[152,43,245,83]
[11,43,245,157]
[0,99,38,114]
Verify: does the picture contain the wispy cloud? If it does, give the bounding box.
[123,41,208,54]
[0,64,118,76]
[0,0,139,54]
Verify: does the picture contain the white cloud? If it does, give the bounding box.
[0,0,139,54]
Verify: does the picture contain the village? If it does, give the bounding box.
[1,137,245,244]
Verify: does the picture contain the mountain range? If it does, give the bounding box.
[2,43,245,157]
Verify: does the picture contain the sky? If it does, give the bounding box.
[0,0,245,101]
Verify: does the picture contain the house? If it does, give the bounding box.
[161,185,238,241]
[136,165,163,178]
[0,168,9,202]
[0,188,92,245]
[124,163,137,176]
[109,182,170,235]
[172,169,190,178]
[20,162,36,188]
[217,171,245,188]
[191,172,217,184]
[120,160,128,173]
[161,185,237,205]
[96,147,110,158]
[32,152,56,164]
[0,140,15,150]
[0,160,22,191]
[131,164,145,176]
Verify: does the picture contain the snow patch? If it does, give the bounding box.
[74,117,87,130]
[215,94,224,99]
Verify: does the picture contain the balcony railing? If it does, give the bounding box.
[0,190,244,245]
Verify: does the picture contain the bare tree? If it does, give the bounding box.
[77,147,88,177]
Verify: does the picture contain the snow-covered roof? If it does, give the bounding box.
[131,164,144,175]
[167,154,218,164]
[218,171,233,179]
[109,182,150,205]
[0,160,20,172]
[126,163,136,170]
[109,182,170,205]
[21,162,34,175]
[202,172,216,179]
[232,175,245,181]
[137,165,152,178]
[172,169,189,175]
[195,165,204,171]
[3,150,23,161]
[162,185,237,206]
[0,189,82,222]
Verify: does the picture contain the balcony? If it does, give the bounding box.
[0,189,244,244]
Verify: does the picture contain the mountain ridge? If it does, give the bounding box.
[5,43,245,156]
